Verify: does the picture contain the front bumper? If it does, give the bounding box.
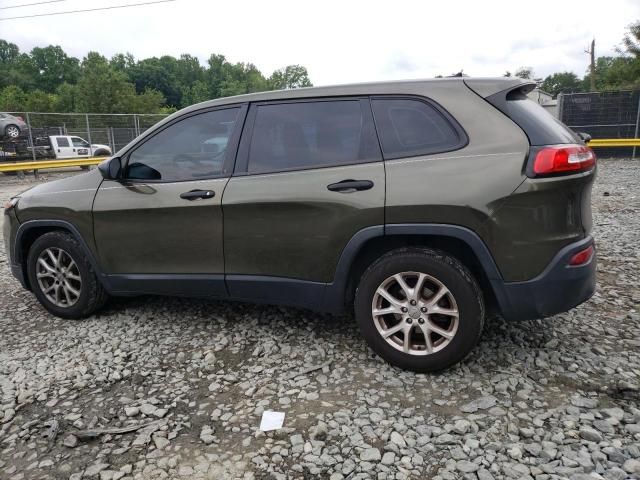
[494,236,596,321]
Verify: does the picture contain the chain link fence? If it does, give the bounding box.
[1,112,169,161]
[559,90,640,159]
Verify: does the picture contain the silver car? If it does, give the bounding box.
[0,113,28,139]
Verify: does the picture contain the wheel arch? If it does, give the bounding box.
[325,224,508,316]
[15,220,105,291]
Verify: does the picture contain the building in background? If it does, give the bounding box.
[528,88,558,117]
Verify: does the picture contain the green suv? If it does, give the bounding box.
[3,78,596,372]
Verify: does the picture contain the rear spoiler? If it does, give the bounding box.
[463,78,536,98]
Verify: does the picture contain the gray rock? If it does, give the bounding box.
[63,434,78,448]
[139,404,156,416]
[593,419,614,433]
[455,460,479,473]
[390,431,406,447]
[124,406,139,417]
[477,468,495,480]
[579,427,603,443]
[623,459,640,474]
[381,452,395,465]
[452,419,471,435]
[571,396,598,409]
[459,396,497,413]
[84,463,110,477]
[359,448,381,462]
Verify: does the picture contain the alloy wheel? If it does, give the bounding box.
[36,247,82,308]
[6,126,20,138]
[371,271,459,356]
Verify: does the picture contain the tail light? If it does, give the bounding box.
[528,144,596,177]
[16,116,23,121]
[568,245,594,266]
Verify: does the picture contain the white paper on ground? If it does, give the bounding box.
[259,411,285,431]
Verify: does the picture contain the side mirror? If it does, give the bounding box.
[98,156,122,180]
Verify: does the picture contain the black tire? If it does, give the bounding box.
[354,247,484,372]
[80,165,90,170]
[26,231,108,319]
[93,149,110,157]
[4,124,20,139]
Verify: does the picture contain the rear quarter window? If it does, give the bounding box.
[490,89,580,146]
[371,98,467,159]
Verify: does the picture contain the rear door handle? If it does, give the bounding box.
[180,189,215,200]
[327,179,374,193]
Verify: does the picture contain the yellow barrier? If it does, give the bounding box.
[0,156,107,173]
[588,139,640,147]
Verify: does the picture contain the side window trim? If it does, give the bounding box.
[233,96,382,176]
[121,103,248,184]
[370,95,469,161]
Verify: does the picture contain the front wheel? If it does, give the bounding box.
[354,248,484,372]
[27,231,108,319]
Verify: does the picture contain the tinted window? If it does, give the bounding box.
[126,108,239,181]
[372,98,463,158]
[247,100,380,174]
[501,91,580,146]
[56,137,70,147]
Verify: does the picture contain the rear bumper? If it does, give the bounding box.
[494,236,596,321]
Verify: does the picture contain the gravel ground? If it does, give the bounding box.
[0,160,639,480]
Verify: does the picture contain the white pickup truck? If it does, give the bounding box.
[34,135,112,159]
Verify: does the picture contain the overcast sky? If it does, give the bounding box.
[1,0,639,85]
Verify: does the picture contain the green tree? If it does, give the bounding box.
[0,38,314,112]
[582,56,640,90]
[514,67,533,79]
[0,85,27,111]
[24,89,56,111]
[110,52,136,73]
[622,20,640,57]
[29,45,80,93]
[268,65,312,89]
[180,80,211,106]
[541,72,582,96]
[54,83,78,112]
[75,52,165,113]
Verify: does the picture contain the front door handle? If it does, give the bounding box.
[327,179,374,193]
[180,189,215,200]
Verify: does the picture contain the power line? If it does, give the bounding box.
[0,0,176,20]
[0,0,67,10]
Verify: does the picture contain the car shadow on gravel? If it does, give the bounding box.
[100,294,564,374]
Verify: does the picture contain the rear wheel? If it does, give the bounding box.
[354,248,484,372]
[27,231,108,319]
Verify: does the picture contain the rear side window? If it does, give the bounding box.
[56,137,69,147]
[247,100,381,174]
[371,98,465,159]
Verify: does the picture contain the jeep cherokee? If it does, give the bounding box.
[3,77,596,372]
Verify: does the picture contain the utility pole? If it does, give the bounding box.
[585,38,596,91]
